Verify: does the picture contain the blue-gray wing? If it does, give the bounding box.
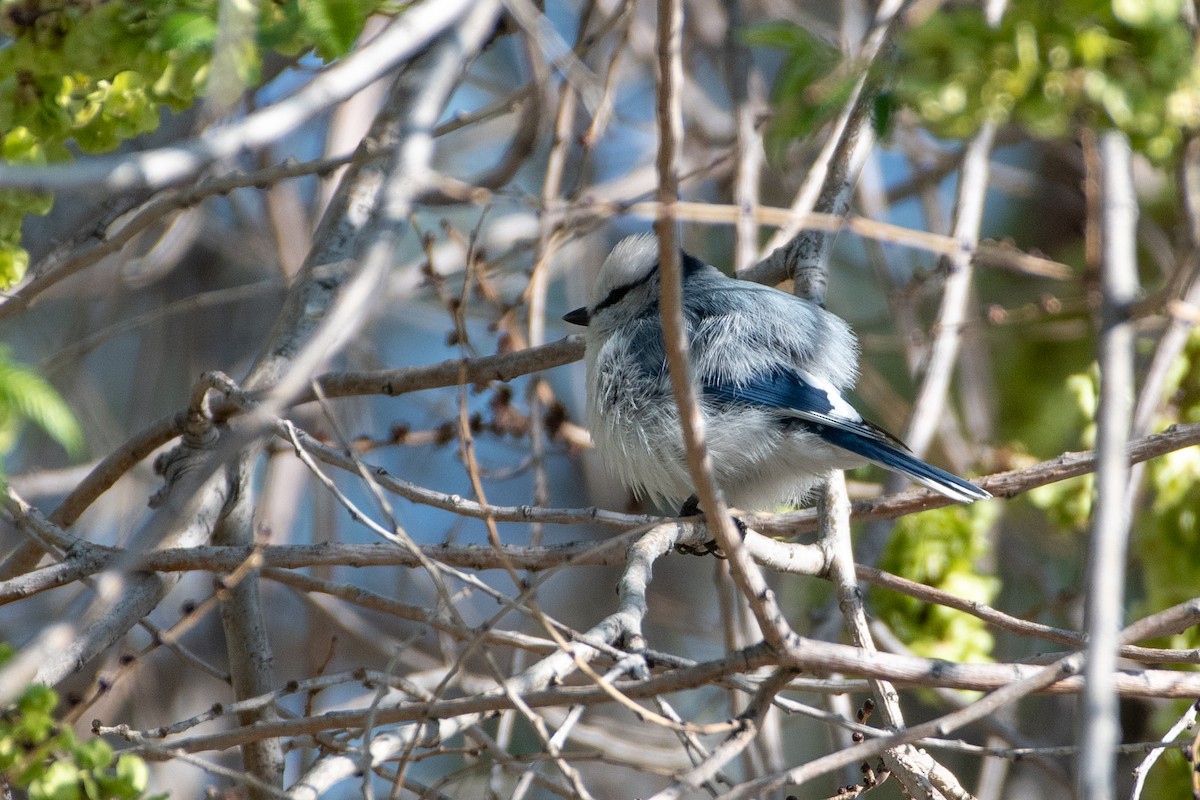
[704,369,990,503]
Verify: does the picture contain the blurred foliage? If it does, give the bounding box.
[0,646,162,799]
[0,345,82,464]
[747,1,1200,167]
[1027,370,1097,531]
[0,0,392,287]
[1135,329,1200,652]
[740,22,862,161]
[895,0,1199,161]
[871,503,1002,664]
[1025,330,1200,655]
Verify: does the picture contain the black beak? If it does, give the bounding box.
[563,306,590,326]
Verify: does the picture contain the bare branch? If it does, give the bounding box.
[903,121,996,458]
[750,0,905,299]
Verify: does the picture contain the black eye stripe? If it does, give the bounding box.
[593,264,657,313]
[591,250,706,314]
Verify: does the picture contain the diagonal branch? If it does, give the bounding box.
[745,0,906,298]
[903,121,996,458]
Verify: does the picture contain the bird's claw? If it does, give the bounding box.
[674,494,747,559]
[674,539,727,559]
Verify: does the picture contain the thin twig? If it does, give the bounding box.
[756,0,907,296]
[903,121,996,458]
[1129,699,1199,800]
[647,668,798,800]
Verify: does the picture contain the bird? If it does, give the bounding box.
[562,233,990,516]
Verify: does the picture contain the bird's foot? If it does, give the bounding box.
[673,494,746,559]
[674,539,728,558]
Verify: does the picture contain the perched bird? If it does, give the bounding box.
[563,233,989,514]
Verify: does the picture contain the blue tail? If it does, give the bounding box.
[704,368,990,503]
[819,427,990,503]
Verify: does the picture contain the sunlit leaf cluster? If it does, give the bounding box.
[871,504,1001,664]
[1027,371,1098,531]
[1136,329,1200,652]
[0,0,390,286]
[895,0,1200,161]
[0,646,160,799]
[1026,330,1200,654]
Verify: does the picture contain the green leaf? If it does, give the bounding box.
[893,0,1200,162]
[0,351,85,458]
[0,242,30,288]
[1112,0,1184,27]
[740,21,849,159]
[18,685,59,717]
[0,0,387,262]
[72,737,113,771]
[113,753,150,796]
[160,11,220,53]
[28,760,83,800]
[872,90,895,137]
[301,0,370,59]
[2,127,46,163]
[742,21,830,52]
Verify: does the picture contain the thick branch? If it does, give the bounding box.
[1079,128,1138,800]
